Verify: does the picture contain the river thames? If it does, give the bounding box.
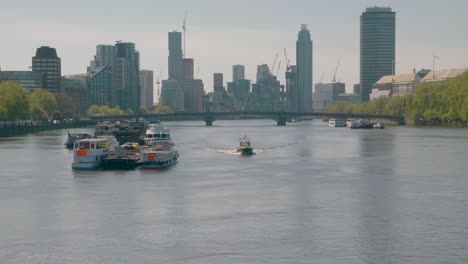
[0,120,467,263]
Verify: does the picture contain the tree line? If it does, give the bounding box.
[87,104,174,117]
[0,82,57,121]
[325,71,468,125]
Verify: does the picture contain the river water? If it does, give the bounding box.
[0,120,467,263]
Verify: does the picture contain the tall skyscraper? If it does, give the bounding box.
[182,58,204,113]
[360,7,396,101]
[160,31,185,111]
[296,24,313,112]
[139,70,154,110]
[213,73,224,92]
[32,46,61,93]
[113,41,140,111]
[233,65,245,82]
[168,31,183,79]
[256,64,270,82]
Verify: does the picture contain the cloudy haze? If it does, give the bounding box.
[1,0,467,96]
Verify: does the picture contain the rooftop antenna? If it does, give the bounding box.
[183,10,188,58]
[320,72,324,83]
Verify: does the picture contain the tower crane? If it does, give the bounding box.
[332,56,341,83]
[284,48,290,69]
[156,66,163,102]
[271,51,279,75]
[276,60,282,77]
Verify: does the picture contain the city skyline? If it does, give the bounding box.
[1,0,468,94]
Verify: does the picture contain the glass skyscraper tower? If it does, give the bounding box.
[296,24,313,112]
[360,7,396,101]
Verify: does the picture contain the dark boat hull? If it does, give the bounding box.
[102,158,139,170]
[237,147,254,155]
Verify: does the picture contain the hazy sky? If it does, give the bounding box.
[1,0,467,94]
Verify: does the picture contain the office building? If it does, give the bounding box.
[32,46,61,93]
[336,93,362,104]
[140,70,154,110]
[160,79,184,111]
[256,64,270,82]
[168,31,183,79]
[233,65,245,82]
[213,73,224,92]
[62,74,88,115]
[181,58,204,113]
[360,7,396,101]
[0,71,45,91]
[296,24,313,112]
[286,65,298,112]
[313,83,335,112]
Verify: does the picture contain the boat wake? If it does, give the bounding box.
[217,149,264,155]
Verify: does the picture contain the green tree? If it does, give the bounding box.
[0,82,30,120]
[29,88,57,118]
[153,105,174,114]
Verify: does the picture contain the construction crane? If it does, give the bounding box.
[332,56,341,83]
[271,51,279,75]
[283,48,290,69]
[276,60,282,77]
[156,66,163,102]
[183,10,188,58]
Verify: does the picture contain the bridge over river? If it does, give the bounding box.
[91,111,405,126]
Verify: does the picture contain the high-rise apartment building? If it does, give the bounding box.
[88,65,112,106]
[113,42,140,111]
[139,70,154,110]
[32,46,61,93]
[296,25,313,112]
[96,45,116,68]
[360,7,396,101]
[233,65,245,82]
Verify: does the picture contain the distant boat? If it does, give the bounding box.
[373,122,385,129]
[350,119,374,129]
[328,119,346,127]
[237,136,254,155]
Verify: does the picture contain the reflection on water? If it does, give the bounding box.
[0,120,468,263]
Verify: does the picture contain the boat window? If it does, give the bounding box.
[79,142,90,149]
[91,143,95,149]
[97,142,109,149]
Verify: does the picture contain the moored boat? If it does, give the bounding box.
[102,143,140,170]
[373,122,385,129]
[237,136,254,155]
[72,138,116,170]
[328,119,346,127]
[140,125,178,169]
[350,119,374,129]
[64,132,92,149]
